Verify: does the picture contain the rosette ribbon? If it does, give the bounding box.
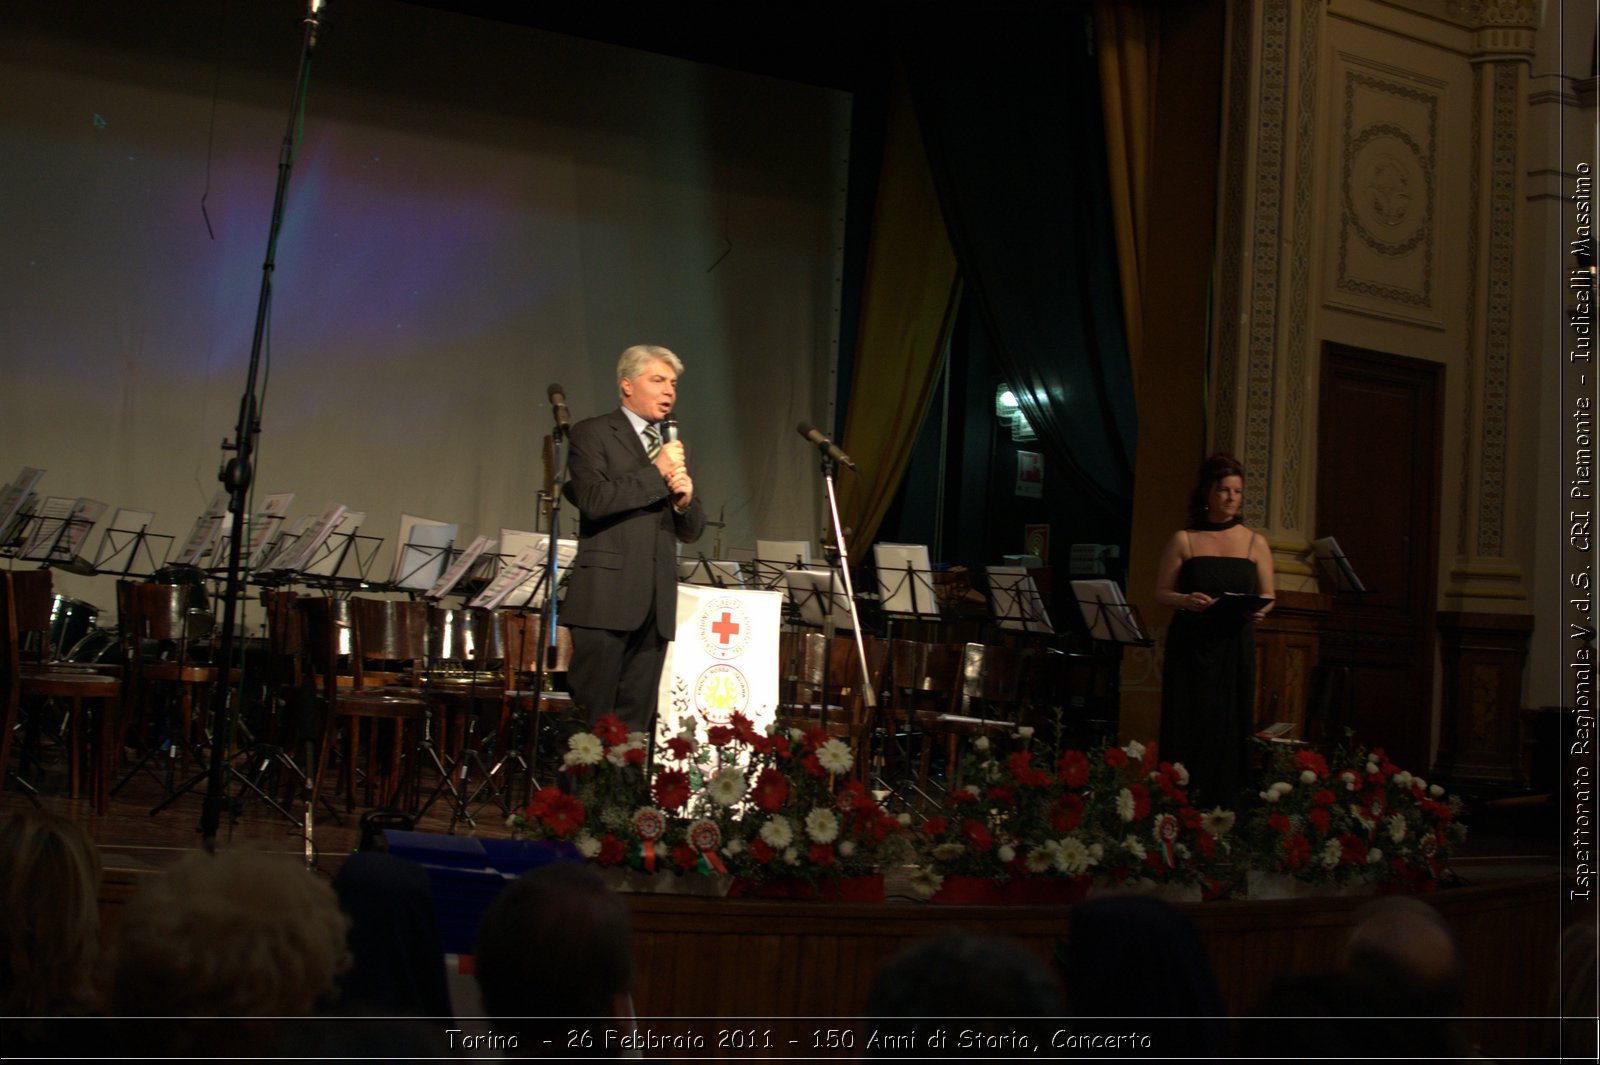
[687,818,727,874]
[633,807,667,872]
[1155,813,1180,867]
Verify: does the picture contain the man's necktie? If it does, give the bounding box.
[643,423,661,461]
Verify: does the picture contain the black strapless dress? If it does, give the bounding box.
[1158,555,1257,807]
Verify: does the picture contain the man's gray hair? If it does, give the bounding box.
[616,345,683,395]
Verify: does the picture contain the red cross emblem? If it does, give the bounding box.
[711,611,740,645]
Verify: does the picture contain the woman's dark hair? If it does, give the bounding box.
[1187,452,1246,528]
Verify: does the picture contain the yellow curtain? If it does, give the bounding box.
[836,73,961,554]
[1094,1,1161,386]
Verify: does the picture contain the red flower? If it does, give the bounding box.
[652,769,691,811]
[707,725,735,746]
[1103,747,1129,769]
[987,786,1015,806]
[922,816,949,837]
[1127,782,1152,821]
[962,818,993,852]
[592,714,629,749]
[1058,750,1090,787]
[808,843,836,867]
[950,788,979,805]
[802,753,827,778]
[1139,744,1160,774]
[1294,749,1330,779]
[1178,806,1203,829]
[528,787,584,838]
[1196,832,1217,857]
[663,736,695,761]
[1313,789,1336,806]
[1281,833,1311,870]
[1006,751,1051,787]
[1308,808,1332,835]
[835,779,868,812]
[672,843,700,872]
[730,711,761,744]
[598,835,625,866]
[1268,813,1292,835]
[750,839,776,864]
[1050,793,1085,832]
[1339,833,1368,865]
[769,735,793,758]
[752,768,789,812]
[802,727,829,752]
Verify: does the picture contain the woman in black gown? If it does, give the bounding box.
[1155,454,1274,807]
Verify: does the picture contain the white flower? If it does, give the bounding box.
[575,833,601,859]
[565,732,604,766]
[1124,740,1146,761]
[1173,763,1190,786]
[1320,839,1342,869]
[1300,770,1318,784]
[897,812,913,827]
[1367,847,1384,865]
[1176,843,1192,860]
[907,868,944,900]
[723,838,746,856]
[816,739,854,776]
[1340,771,1359,791]
[805,808,840,844]
[1351,805,1373,830]
[1429,784,1445,798]
[1414,776,1427,792]
[1116,787,1137,822]
[1392,771,1413,789]
[708,766,746,806]
[1366,761,1379,774]
[958,784,982,801]
[1088,843,1104,860]
[1054,836,1096,876]
[783,848,800,865]
[789,728,806,742]
[1121,835,1147,860]
[1272,781,1294,796]
[932,842,966,861]
[606,740,643,767]
[1015,726,1035,739]
[1388,813,1408,843]
[759,816,794,849]
[1260,790,1279,803]
[1202,807,1236,837]
[838,840,857,858]
[997,844,1016,864]
[974,736,991,751]
[1025,845,1055,873]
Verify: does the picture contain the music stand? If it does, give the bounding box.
[1310,536,1368,594]
[785,568,856,631]
[754,539,812,589]
[678,557,744,589]
[426,535,496,599]
[391,516,458,592]
[91,508,172,577]
[19,496,105,565]
[1069,579,1153,646]
[874,542,939,619]
[0,467,45,553]
[987,565,1054,634]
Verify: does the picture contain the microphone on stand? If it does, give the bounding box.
[796,422,856,470]
[547,383,571,433]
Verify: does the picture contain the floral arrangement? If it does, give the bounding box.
[1242,739,1466,890]
[510,711,912,888]
[911,732,1235,895]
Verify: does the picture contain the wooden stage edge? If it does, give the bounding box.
[97,862,1562,1059]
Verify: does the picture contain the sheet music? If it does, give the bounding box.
[469,546,544,610]
[302,510,366,578]
[20,496,106,561]
[989,564,1053,633]
[784,568,855,630]
[1070,578,1146,643]
[428,535,495,599]
[173,491,230,567]
[0,467,45,546]
[244,492,295,570]
[257,515,312,571]
[874,542,939,617]
[273,504,349,574]
[391,514,456,590]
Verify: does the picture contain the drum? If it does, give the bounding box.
[65,627,121,664]
[122,582,214,642]
[47,596,100,661]
[427,606,503,666]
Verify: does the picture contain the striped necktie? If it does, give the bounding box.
[643,423,661,460]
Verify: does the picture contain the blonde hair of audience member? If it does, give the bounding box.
[112,847,350,1016]
[0,809,103,1015]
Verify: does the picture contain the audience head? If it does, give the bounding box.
[864,932,1062,1057]
[0,809,103,1015]
[328,851,452,1017]
[474,861,635,1054]
[112,847,350,1018]
[1342,895,1464,1016]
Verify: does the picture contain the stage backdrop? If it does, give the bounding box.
[0,0,847,613]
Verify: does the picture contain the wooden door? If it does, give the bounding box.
[1314,343,1443,769]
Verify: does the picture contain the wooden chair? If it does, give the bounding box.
[491,609,574,797]
[882,639,963,800]
[1,570,122,812]
[115,579,227,788]
[778,631,887,779]
[298,597,430,812]
[913,642,1032,798]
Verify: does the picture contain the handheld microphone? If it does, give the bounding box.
[547,383,571,432]
[661,418,680,444]
[796,422,856,470]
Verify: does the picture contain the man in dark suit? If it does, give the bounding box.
[562,345,706,732]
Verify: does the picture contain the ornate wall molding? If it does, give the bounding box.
[1279,0,1321,532]
[1212,0,1256,459]
[1473,60,1519,558]
[1331,63,1442,320]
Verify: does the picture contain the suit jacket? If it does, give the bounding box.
[561,408,706,639]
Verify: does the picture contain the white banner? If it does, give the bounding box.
[655,585,783,748]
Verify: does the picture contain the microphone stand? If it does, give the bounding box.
[524,419,570,798]
[199,3,326,860]
[809,445,876,741]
